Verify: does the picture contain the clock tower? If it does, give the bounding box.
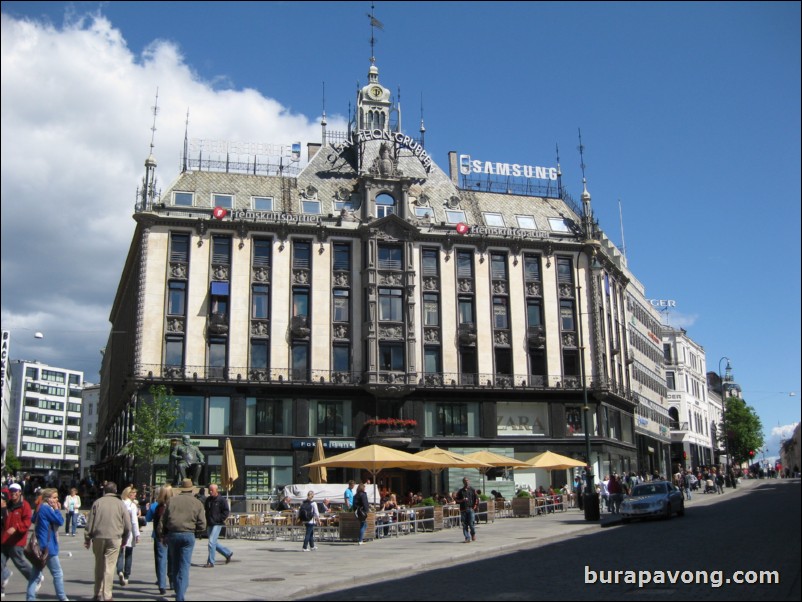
[358,58,391,133]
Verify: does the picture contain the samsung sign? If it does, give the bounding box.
[460,154,558,181]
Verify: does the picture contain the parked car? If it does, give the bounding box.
[619,481,684,523]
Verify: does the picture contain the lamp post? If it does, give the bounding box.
[718,357,733,486]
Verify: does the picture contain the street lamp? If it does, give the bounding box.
[718,357,733,486]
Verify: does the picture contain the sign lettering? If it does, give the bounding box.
[229,210,321,225]
[459,154,558,181]
[327,129,433,173]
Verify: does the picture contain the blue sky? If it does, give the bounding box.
[2,2,799,456]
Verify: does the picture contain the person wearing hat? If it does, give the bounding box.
[162,479,206,602]
[2,483,44,596]
[454,477,479,543]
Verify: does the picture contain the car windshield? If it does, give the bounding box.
[632,483,667,496]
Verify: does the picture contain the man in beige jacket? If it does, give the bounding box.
[84,482,131,601]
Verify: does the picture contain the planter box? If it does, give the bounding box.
[413,505,444,530]
[512,497,537,517]
[477,500,495,523]
[338,511,375,541]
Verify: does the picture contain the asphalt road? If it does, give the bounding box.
[306,479,801,601]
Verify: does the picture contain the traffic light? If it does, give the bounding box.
[749,450,755,458]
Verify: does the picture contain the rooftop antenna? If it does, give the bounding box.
[182,107,190,173]
[419,93,426,148]
[141,88,159,208]
[149,88,159,156]
[555,143,563,198]
[618,198,627,259]
[321,81,327,145]
[577,128,593,237]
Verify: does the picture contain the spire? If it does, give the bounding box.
[419,93,426,148]
[182,107,189,173]
[140,88,159,209]
[578,128,595,241]
[367,3,384,67]
[321,81,327,145]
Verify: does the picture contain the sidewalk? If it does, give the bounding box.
[1,479,763,601]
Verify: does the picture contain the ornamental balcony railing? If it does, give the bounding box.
[133,364,637,400]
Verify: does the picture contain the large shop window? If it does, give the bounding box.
[245,455,292,497]
[173,395,205,435]
[245,398,289,435]
[425,402,479,437]
[310,400,351,437]
[496,402,550,436]
[208,397,230,435]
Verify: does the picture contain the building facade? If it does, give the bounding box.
[95,57,642,495]
[8,360,84,482]
[80,383,100,479]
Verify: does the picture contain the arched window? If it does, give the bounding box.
[375,193,396,218]
[668,407,680,429]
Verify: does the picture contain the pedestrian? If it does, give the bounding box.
[26,488,68,601]
[116,486,140,587]
[300,491,320,551]
[607,474,623,514]
[202,484,233,568]
[454,477,479,543]
[145,485,173,595]
[84,481,132,602]
[63,488,81,537]
[353,483,370,545]
[683,471,693,500]
[343,480,356,511]
[162,478,206,602]
[1,484,44,596]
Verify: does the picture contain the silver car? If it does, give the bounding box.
[619,481,685,523]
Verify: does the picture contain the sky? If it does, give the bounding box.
[1,1,799,458]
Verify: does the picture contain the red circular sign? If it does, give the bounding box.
[456,222,470,235]
[212,206,228,220]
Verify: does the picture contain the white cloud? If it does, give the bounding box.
[664,311,698,330]
[0,12,344,378]
[771,423,799,440]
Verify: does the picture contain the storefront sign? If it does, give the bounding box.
[229,210,321,225]
[459,154,558,181]
[292,439,356,450]
[648,299,677,308]
[497,402,549,436]
[471,225,550,240]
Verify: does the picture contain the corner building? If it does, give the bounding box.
[96,58,640,495]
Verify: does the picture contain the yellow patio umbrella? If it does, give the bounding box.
[303,444,449,503]
[414,447,493,494]
[220,438,239,499]
[522,450,587,470]
[463,450,531,492]
[308,438,328,484]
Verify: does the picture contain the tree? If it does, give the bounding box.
[720,396,764,466]
[4,444,21,475]
[127,384,181,495]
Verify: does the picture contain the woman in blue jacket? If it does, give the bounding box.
[26,488,67,601]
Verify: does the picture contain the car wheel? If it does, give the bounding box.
[677,501,685,517]
[663,502,672,520]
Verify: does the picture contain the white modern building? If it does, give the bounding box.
[8,360,84,482]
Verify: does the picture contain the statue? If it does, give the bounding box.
[172,435,205,486]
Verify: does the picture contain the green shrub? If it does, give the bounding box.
[516,489,532,498]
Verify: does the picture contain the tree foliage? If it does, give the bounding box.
[720,396,764,465]
[4,444,21,474]
[127,385,181,492]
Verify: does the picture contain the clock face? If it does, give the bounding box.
[371,86,383,99]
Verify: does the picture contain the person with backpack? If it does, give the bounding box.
[300,491,320,551]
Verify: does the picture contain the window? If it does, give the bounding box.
[292,343,309,381]
[663,344,673,362]
[516,215,537,229]
[253,238,271,268]
[490,253,507,280]
[174,395,204,435]
[666,371,676,390]
[427,403,480,437]
[332,345,350,372]
[423,293,439,326]
[445,210,466,224]
[208,338,227,378]
[165,336,184,368]
[424,347,441,374]
[250,340,269,370]
[460,349,478,385]
[566,405,584,435]
[252,196,273,211]
[334,194,356,213]
[458,297,475,325]
[378,343,405,371]
[333,290,350,322]
[302,198,321,214]
[26,367,38,379]
[529,348,546,379]
[493,297,509,329]
[556,257,573,284]
[246,398,286,435]
[170,232,189,263]
[495,348,512,375]
[421,249,439,277]
[523,254,541,281]
[208,397,230,435]
[548,217,571,232]
[293,241,311,269]
[293,289,309,318]
[414,206,434,219]
[212,235,231,266]
[245,469,271,497]
[483,212,505,227]
[313,401,350,437]
[375,193,396,218]
[563,350,580,376]
[379,288,403,321]
[378,245,402,270]
[456,250,473,278]
[174,192,193,206]
[252,285,269,319]
[527,300,543,328]
[41,370,65,383]
[213,194,233,209]
[560,300,575,331]
[168,281,186,316]
[333,243,351,271]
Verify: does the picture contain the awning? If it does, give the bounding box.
[211,281,230,296]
